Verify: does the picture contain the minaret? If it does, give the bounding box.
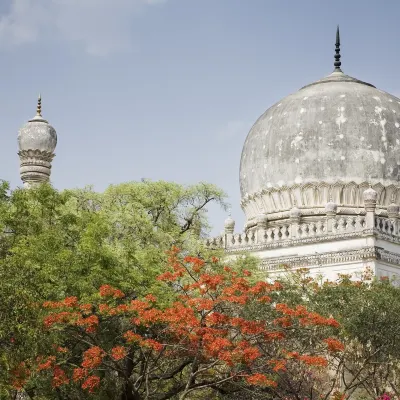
[17,95,57,188]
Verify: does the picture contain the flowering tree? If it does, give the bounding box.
[13,249,344,399]
[0,180,227,396]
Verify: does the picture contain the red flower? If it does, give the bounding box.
[73,368,87,382]
[81,346,105,369]
[299,355,328,367]
[63,297,78,307]
[99,285,125,298]
[124,330,142,343]
[324,338,345,352]
[37,356,56,371]
[52,366,69,388]
[246,373,277,387]
[82,375,100,393]
[111,346,128,361]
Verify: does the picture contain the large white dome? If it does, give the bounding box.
[240,71,400,198]
[239,31,400,225]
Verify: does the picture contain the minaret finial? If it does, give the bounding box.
[334,25,342,72]
[36,94,42,116]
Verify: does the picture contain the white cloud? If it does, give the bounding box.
[0,0,165,56]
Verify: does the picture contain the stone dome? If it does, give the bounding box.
[239,30,400,223]
[18,97,57,154]
[240,72,400,197]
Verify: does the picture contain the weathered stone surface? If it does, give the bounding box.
[240,71,400,199]
[17,98,57,187]
[18,115,57,154]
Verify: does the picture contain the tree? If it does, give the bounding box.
[0,180,228,396]
[14,249,344,400]
[277,267,400,399]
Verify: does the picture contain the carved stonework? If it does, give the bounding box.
[18,149,55,188]
[259,247,377,271]
[240,181,398,224]
[206,213,400,254]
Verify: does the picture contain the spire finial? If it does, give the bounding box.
[334,25,342,72]
[36,94,42,116]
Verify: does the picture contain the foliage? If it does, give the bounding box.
[278,267,400,399]
[12,250,343,400]
[0,180,228,397]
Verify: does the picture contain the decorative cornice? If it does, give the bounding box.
[241,180,399,222]
[259,246,379,271]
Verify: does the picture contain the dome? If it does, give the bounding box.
[239,29,400,223]
[18,96,57,153]
[224,215,235,233]
[240,73,400,196]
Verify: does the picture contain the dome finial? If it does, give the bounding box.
[334,25,342,72]
[36,94,42,116]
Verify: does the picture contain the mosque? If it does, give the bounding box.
[17,28,400,281]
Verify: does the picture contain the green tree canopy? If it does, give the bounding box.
[0,180,228,397]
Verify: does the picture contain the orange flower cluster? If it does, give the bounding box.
[99,284,125,298]
[23,357,70,390]
[158,246,186,282]
[73,368,88,382]
[246,373,277,387]
[76,314,99,333]
[43,296,78,309]
[43,310,99,333]
[81,376,101,393]
[324,338,345,352]
[268,359,287,372]
[82,346,105,369]
[111,346,128,361]
[70,347,106,393]
[52,366,69,388]
[275,303,340,328]
[36,249,340,395]
[285,351,328,367]
[37,356,56,371]
[184,256,205,272]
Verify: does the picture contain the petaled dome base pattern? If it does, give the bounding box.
[241,180,399,225]
[18,149,55,187]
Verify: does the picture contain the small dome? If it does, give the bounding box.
[363,187,378,202]
[325,200,338,214]
[18,96,57,154]
[224,215,235,231]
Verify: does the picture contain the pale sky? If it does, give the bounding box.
[1,0,399,235]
